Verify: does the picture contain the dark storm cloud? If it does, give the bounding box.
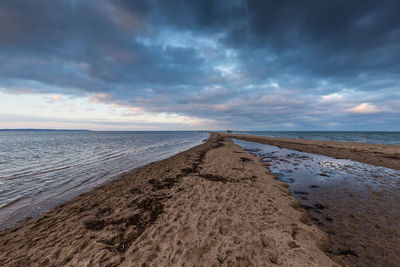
[0,0,399,129]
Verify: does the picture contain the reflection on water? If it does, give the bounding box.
[0,131,209,230]
[234,139,400,266]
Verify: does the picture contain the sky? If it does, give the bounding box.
[0,0,399,131]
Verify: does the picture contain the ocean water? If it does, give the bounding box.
[0,131,209,230]
[235,131,400,145]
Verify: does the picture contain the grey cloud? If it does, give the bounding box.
[0,0,399,130]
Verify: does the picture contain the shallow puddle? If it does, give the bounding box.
[234,139,400,266]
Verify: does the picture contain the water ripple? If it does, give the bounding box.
[0,131,209,230]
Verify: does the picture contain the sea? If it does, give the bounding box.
[0,131,209,230]
[235,131,400,145]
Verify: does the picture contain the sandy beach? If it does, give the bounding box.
[0,134,336,266]
[221,133,400,170]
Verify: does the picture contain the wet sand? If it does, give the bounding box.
[221,133,400,170]
[0,134,336,266]
[234,138,400,266]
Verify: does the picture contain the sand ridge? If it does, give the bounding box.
[221,133,400,170]
[0,134,337,266]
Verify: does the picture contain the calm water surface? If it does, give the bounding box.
[0,131,209,230]
[235,131,400,145]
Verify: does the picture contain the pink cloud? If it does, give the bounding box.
[89,93,112,103]
[214,104,230,112]
[51,94,63,101]
[129,107,142,112]
[346,103,380,114]
[108,103,124,109]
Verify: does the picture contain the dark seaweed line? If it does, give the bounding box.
[84,136,228,253]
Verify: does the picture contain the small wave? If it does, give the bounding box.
[100,153,125,161]
[0,196,25,210]
[43,171,111,203]
[76,151,126,165]
[5,166,71,180]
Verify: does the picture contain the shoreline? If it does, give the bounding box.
[0,134,336,266]
[219,132,400,170]
[0,132,210,232]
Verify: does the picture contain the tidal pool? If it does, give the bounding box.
[234,139,400,266]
